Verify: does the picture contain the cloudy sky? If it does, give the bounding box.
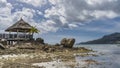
[0,0,120,44]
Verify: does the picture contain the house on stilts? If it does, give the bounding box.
[0,18,33,45]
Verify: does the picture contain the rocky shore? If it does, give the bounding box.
[0,45,93,68]
[0,38,93,68]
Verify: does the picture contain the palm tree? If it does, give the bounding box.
[30,26,40,39]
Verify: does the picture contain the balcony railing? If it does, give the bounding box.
[0,34,32,40]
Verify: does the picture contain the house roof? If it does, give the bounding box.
[5,18,32,32]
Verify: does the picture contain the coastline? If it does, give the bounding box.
[0,44,92,68]
[0,44,119,68]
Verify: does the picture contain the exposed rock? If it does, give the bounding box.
[36,38,44,44]
[2,63,43,68]
[42,45,55,52]
[0,39,7,45]
[0,43,5,50]
[60,38,75,48]
[67,38,76,48]
[84,59,100,65]
[29,38,35,42]
[48,48,55,52]
[61,38,67,46]
[54,43,61,46]
[42,45,49,52]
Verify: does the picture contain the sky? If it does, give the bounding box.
[0,0,120,44]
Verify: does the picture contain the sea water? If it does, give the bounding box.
[75,44,120,68]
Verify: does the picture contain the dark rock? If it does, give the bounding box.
[0,39,7,45]
[60,38,75,48]
[60,38,68,46]
[36,38,44,44]
[54,43,61,46]
[42,45,49,51]
[67,38,75,48]
[2,63,43,68]
[42,45,56,52]
[48,48,55,52]
[0,43,5,50]
[29,38,35,42]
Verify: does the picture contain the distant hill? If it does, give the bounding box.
[79,32,120,44]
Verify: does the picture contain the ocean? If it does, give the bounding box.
[75,44,120,68]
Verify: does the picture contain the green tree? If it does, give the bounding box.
[30,26,40,39]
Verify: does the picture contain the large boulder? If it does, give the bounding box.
[54,43,61,46]
[67,38,76,48]
[60,38,75,48]
[60,38,68,46]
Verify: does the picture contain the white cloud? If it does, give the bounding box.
[0,0,13,30]
[17,0,47,7]
[91,10,118,19]
[68,24,78,28]
[40,0,120,33]
[12,7,35,21]
[86,0,116,5]
[36,10,43,15]
[63,0,120,22]
[48,0,61,5]
[0,0,120,34]
[34,20,59,33]
[44,5,68,29]
[0,0,37,31]
[0,0,12,17]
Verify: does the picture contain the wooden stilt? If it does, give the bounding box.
[25,30,27,39]
[17,30,19,44]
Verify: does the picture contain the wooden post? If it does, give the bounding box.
[25,30,26,39]
[17,30,19,44]
[13,34,14,39]
[29,32,32,39]
[17,30,19,39]
[8,41,10,45]
[1,34,3,39]
[9,31,11,38]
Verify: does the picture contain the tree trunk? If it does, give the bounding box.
[31,32,34,39]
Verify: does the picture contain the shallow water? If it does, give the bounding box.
[75,44,120,68]
[33,44,120,68]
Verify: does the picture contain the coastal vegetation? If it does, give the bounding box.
[30,26,40,39]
